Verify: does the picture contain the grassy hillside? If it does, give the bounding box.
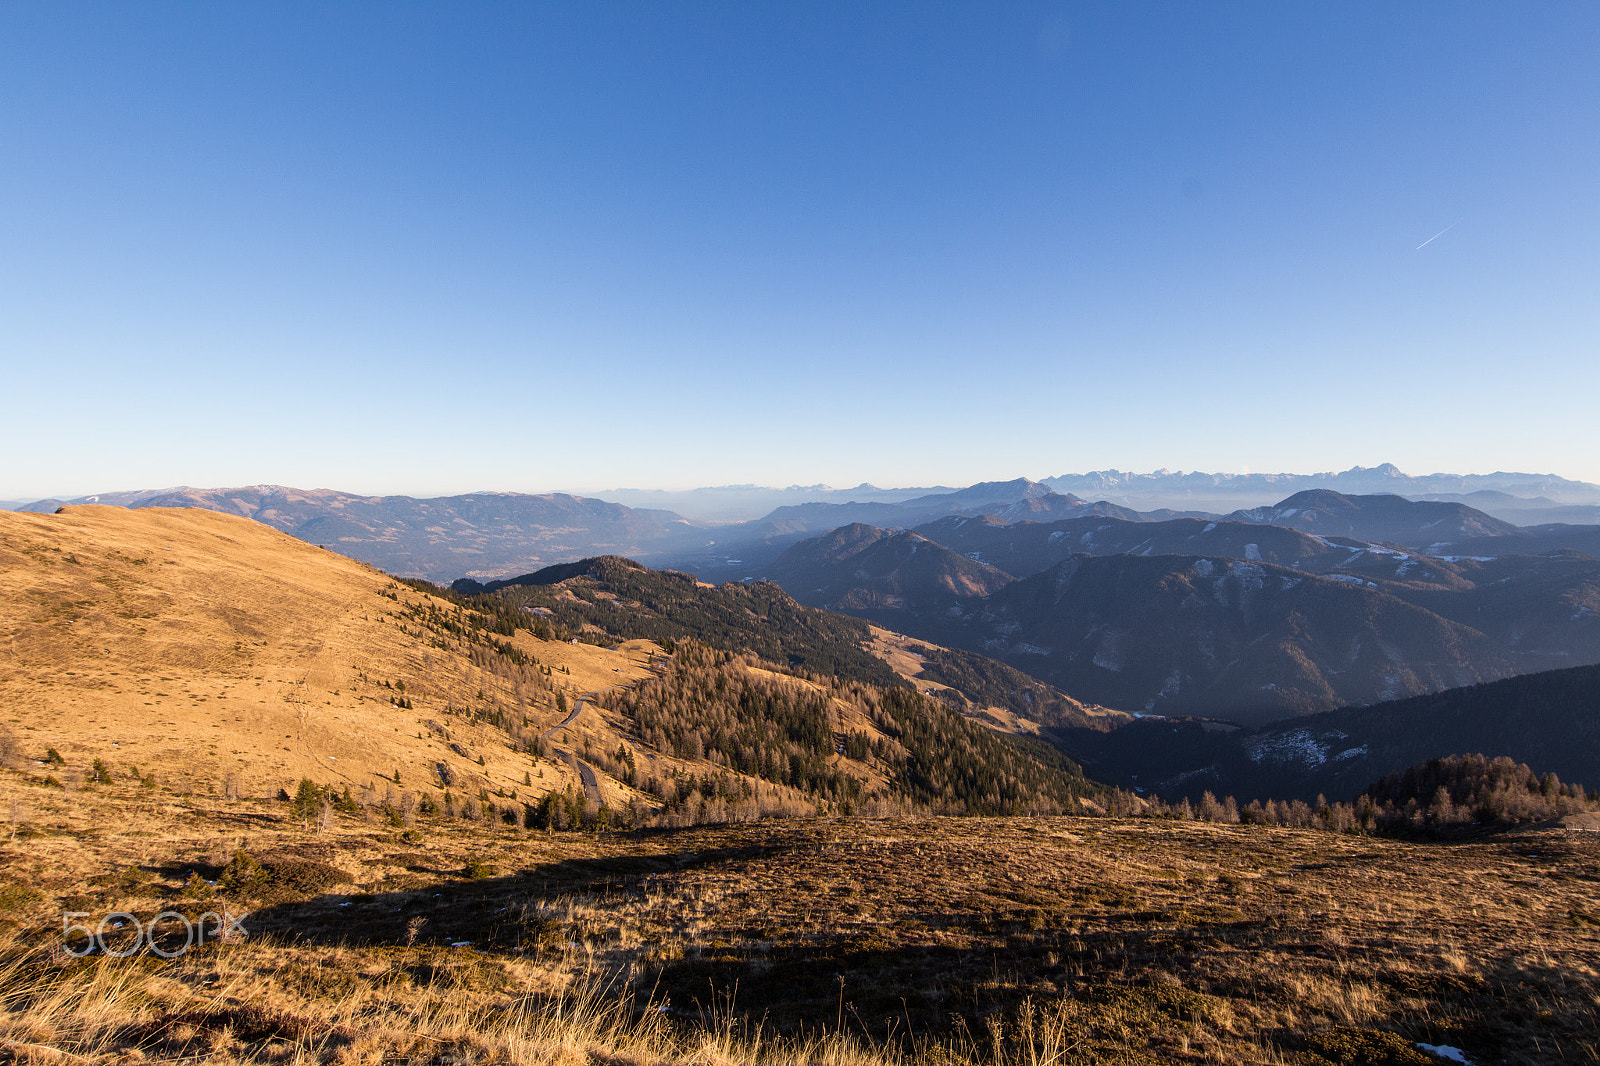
[4,507,1598,1065]
[1,508,1103,830]
[0,504,596,802]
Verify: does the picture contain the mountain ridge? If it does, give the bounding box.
[763,515,1600,722]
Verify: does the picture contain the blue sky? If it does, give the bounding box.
[2,3,1596,498]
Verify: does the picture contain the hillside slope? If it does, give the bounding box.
[451,554,1121,734]
[1227,489,1521,548]
[767,523,1015,612]
[914,513,1359,577]
[964,554,1512,721]
[0,508,1105,824]
[0,504,630,806]
[1061,661,1600,803]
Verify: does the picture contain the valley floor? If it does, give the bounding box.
[0,775,1596,1065]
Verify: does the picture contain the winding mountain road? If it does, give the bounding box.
[568,754,602,806]
[541,696,604,806]
[539,698,587,743]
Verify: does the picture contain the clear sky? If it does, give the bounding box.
[2,3,1596,499]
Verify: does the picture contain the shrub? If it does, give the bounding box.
[291,778,322,819]
[218,850,268,893]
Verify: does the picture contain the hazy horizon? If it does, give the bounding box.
[8,460,1600,509]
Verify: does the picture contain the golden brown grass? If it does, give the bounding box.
[4,506,1598,1064]
[0,505,667,812]
[0,765,1596,1064]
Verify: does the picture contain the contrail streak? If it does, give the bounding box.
[1416,220,1459,250]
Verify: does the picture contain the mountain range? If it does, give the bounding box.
[17,466,1600,581]
[7,499,1596,816]
[1039,463,1600,514]
[760,495,1600,724]
[12,485,704,581]
[588,464,1600,522]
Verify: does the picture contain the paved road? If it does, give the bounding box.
[539,698,587,744]
[568,754,603,806]
[542,696,604,806]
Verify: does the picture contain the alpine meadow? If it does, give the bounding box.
[2,5,1598,1066]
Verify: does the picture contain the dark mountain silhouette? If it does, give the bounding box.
[766,523,1015,617]
[914,514,1361,577]
[1059,662,1600,804]
[957,553,1512,722]
[1433,522,1600,559]
[1226,489,1521,548]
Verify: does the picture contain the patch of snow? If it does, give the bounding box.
[1192,559,1215,577]
[1333,745,1368,761]
[1244,729,1347,768]
[1280,576,1302,591]
[1202,522,1218,533]
[1092,633,1126,672]
[1416,1044,1472,1065]
[1244,543,1262,561]
[1048,530,1067,543]
[1012,643,1050,656]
